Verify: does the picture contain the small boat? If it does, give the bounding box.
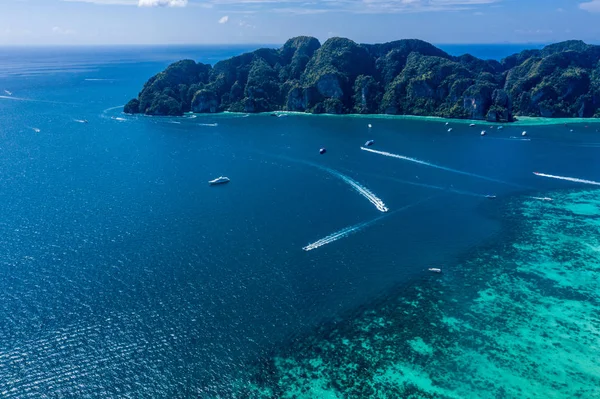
[428,268,442,273]
[3,89,12,96]
[445,122,449,126]
[368,123,372,128]
[209,176,230,185]
[319,148,326,155]
[485,195,497,199]
[447,128,453,132]
[277,114,288,118]
[365,140,375,147]
[469,123,476,127]
[497,126,504,130]
[481,130,486,136]
[522,131,527,136]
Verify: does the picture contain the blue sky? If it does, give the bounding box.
[1,0,600,45]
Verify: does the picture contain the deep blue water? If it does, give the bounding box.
[1,45,599,397]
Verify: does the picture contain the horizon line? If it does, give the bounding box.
[0,41,580,48]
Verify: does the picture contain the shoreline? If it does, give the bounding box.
[174,110,600,127]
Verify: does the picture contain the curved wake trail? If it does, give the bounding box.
[360,147,518,187]
[320,167,388,212]
[533,172,600,186]
[273,154,389,213]
[303,195,437,251]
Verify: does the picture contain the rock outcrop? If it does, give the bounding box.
[124,37,600,121]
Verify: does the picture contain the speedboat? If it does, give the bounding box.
[368,123,372,128]
[447,128,453,132]
[365,140,375,146]
[319,148,327,155]
[485,195,497,199]
[522,131,527,136]
[469,123,476,127]
[481,130,486,136]
[209,176,230,185]
[497,126,504,130]
[3,89,12,96]
[428,268,442,273]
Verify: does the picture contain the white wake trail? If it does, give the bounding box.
[533,172,600,186]
[321,167,388,212]
[361,147,517,187]
[303,195,437,251]
[269,155,388,212]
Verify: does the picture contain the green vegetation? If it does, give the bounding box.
[125,37,600,121]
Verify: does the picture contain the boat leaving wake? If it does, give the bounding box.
[273,155,388,213]
[321,167,388,212]
[361,147,517,187]
[533,172,600,186]
[199,123,218,127]
[303,195,436,251]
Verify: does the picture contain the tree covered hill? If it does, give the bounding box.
[124,37,600,122]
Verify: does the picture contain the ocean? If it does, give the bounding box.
[0,45,598,398]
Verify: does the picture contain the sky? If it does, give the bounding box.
[1,0,600,45]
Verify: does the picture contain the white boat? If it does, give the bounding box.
[447,128,453,132]
[428,268,442,273]
[497,126,504,130]
[481,130,486,136]
[209,176,230,185]
[365,140,375,146]
[485,195,497,199]
[4,89,12,96]
[469,123,476,127]
[522,131,527,136]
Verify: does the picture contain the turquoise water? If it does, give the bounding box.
[0,46,599,398]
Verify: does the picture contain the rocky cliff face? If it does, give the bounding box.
[124,37,600,121]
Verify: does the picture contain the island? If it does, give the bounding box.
[124,37,600,122]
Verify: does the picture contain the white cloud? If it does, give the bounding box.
[61,0,498,13]
[218,15,229,23]
[138,0,187,6]
[239,20,256,29]
[52,26,76,35]
[580,0,600,12]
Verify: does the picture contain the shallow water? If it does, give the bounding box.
[233,190,600,399]
[0,47,599,398]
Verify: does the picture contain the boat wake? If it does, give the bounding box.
[358,172,486,198]
[321,167,388,212]
[360,147,517,187]
[267,154,388,212]
[484,136,531,142]
[533,172,600,186]
[303,195,436,251]
[303,218,379,251]
[102,105,124,114]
